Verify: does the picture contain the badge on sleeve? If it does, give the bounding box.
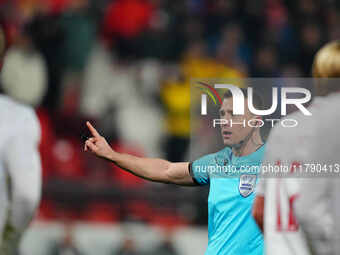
[239,174,257,197]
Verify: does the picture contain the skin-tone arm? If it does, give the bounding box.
[252,195,264,232]
[84,122,196,186]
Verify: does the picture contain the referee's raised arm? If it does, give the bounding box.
[84,121,196,186]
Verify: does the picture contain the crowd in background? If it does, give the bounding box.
[0,0,338,249]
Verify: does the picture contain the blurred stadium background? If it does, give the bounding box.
[0,0,338,254]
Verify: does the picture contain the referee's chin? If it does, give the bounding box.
[223,138,243,148]
[222,139,234,147]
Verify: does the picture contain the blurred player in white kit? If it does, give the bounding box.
[253,40,340,255]
[0,27,42,253]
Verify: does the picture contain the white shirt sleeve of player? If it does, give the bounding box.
[255,177,266,196]
[4,108,42,231]
[294,178,333,254]
[0,168,9,243]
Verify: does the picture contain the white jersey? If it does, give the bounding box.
[0,95,42,253]
[256,95,339,255]
[293,93,340,255]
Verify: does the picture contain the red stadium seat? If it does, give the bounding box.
[51,137,86,180]
[37,199,58,221]
[82,202,119,223]
[36,108,58,181]
[110,142,147,188]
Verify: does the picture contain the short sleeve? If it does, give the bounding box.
[189,153,217,186]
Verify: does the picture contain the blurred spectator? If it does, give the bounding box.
[115,96,165,158]
[180,40,244,79]
[1,27,47,106]
[266,0,288,31]
[280,64,303,77]
[215,23,250,73]
[51,137,86,180]
[160,76,190,162]
[265,0,299,64]
[48,0,72,15]
[111,237,140,255]
[48,223,82,255]
[80,42,139,119]
[59,0,95,73]
[298,23,323,75]
[79,42,114,118]
[136,59,163,99]
[0,0,339,230]
[103,0,153,39]
[103,0,154,59]
[149,230,179,255]
[241,0,266,45]
[136,0,183,60]
[204,0,239,40]
[161,39,244,161]
[81,43,165,157]
[250,45,279,77]
[26,10,65,110]
[327,8,340,41]
[295,0,322,24]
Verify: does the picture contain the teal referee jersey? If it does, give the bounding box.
[190,145,265,255]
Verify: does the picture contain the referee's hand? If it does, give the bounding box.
[84,121,115,160]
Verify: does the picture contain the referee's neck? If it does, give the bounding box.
[232,130,263,157]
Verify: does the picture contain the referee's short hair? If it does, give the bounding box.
[223,88,265,113]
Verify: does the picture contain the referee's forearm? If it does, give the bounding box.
[108,151,171,183]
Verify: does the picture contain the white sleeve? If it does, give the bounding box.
[4,109,42,232]
[0,169,9,242]
[255,177,266,196]
[294,178,333,254]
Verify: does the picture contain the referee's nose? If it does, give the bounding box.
[222,118,232,128]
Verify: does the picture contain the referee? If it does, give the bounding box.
[85,89,265,255]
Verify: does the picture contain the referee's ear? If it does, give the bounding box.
[253,115,263,128]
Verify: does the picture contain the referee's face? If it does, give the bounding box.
[219,97,258,146]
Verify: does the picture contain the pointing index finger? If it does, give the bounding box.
[86,121,101,138]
